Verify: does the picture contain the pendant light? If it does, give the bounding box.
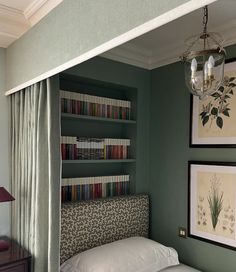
[181,6,226,100]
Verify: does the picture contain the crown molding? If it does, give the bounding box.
[0,4,26,22]
[102,19,236,70]
[24,0,48,20]
[24,0,63,26]
[101,43,151,70]
[101,42,182,70]
[0,4,30,47]
[149,50,181,70]
[0,4,21,15]
[0,0,62,47]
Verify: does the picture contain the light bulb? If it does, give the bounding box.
[204,62,208,80]
[208,55,215,68]
[191,58,197,72]
[191,58,197,79]
[208,55,215,76]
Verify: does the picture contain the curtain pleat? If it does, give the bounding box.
[10,76,60,272]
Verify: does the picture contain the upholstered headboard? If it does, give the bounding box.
[60,194,149,264]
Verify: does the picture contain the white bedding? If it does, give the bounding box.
[61,237,179,272]
[61,237,200,272]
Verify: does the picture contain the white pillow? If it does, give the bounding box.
[60,237,179,272]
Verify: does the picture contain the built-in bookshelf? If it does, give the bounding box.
[60,73,137,202]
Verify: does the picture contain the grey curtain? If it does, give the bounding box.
[10,76,61,272]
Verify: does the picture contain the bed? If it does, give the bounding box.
[60,194,200,272]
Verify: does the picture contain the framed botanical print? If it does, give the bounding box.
[190,58,236,147]
[188,161,236,250]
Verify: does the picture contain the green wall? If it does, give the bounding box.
[62,50,236,270]
[149,45,236,272]
[0,48,10,236]
[6,0,190,91]
[62,56,150,193]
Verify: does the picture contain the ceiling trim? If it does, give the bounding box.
[102,18,236,70]
[0,4,30,47]
[24,0,48,20]
[24,0,63,26]
[0,4,26,22]
[0,4,22,15]
[0,0,62,48]
[149,52,180,70]
[101,43,151,69]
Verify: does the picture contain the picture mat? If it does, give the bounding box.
[190,163,236,248]
[192,61,236,145]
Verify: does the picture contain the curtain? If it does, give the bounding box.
[10,76,61,272]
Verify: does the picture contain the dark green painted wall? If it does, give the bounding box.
[149,45,236,272]
[62,47,236,271]
[62,56,150,193]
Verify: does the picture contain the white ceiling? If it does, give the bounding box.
[102,0,236,70]
[0,0,62,48]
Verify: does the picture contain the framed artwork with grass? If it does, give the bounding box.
[188,161,236,250]
[190,58,236,147]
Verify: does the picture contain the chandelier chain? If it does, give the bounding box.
[181,5,225,99]
[203,5,208,35]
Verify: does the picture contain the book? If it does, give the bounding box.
[60,90,131,120]
[61,175,130,202]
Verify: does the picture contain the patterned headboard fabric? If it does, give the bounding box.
[60,194,149,264]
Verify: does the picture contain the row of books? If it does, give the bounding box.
[61,136,77,160]
[61,136,131,160]
[60,90,131,120]
[61,175,130,202]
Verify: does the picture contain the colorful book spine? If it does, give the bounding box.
[60,90,131,120]
[61,136,77,160]
[103,138,130,159]
[76,138,130,160]
[61,137,131,160]
[61,175,130,202]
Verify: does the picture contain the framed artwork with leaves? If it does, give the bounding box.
[190,58,236,147]
[188,161,236,250]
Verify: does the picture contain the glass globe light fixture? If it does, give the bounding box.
[181,6,226,100]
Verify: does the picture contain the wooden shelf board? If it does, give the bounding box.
[61,113,136,124]
[62,159,136,164]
